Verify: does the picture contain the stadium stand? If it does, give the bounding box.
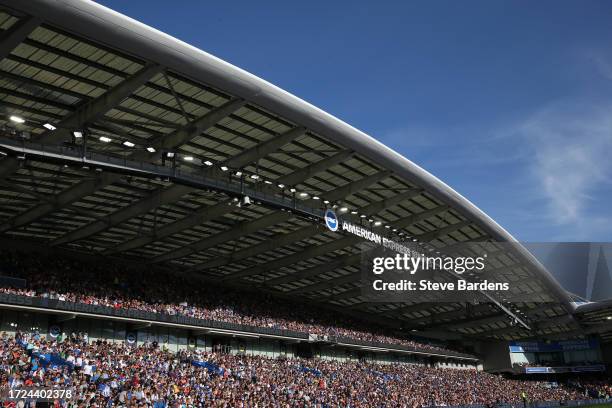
[0,250,610,407]
[2,330,608,407]
[0,0,611,406]
[0,249,455,354]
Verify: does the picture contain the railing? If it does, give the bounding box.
[0,292,308,339]
[0,292,478,360]
[330,334,476,359]
[518,365,606,374]
[0,137,326,221]
[432,398,611,408]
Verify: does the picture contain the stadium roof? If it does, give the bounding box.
[0,0,592,342]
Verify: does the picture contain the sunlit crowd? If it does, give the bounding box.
[0,251,610,407]
[1,331,605,407]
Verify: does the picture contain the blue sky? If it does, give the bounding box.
[97,0,612,242]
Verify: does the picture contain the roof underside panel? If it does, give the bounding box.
[0,1,577,341]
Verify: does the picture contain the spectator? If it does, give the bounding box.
[0,250,456,354]
[0,331,604,407]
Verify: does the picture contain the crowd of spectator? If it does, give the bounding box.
[0,251,611,406]
[0,250,455,354]
[1,331,605,407]
[570,379,612,400]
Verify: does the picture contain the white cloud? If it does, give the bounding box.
[589,51,612,81]
[512,101,612,232]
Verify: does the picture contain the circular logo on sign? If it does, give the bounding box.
[324,209,338,232]
[126,333,136,344]
[49,325,61,338]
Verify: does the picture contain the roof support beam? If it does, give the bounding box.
[0,87,74,111]
[0,71,90,101]
[291,272,359,295]
[394,206,449,229]
[0,177,136,228]
[449,304,564,333]
[327,286,362,301]
[277,150,352,186]
[316,304,402,330]
[106,150,354,255]
[479,262,523,277]
[162,72,190,124]
[0,64,169,233]
[0,172,117,233]
[50,184,192,246]
[220,235,361,282]
[351,188,422,216]
[185,171,392,270]
[0,16,41,60]
[480,314,575,338]
[114,126,309,260]
[41,63,164,143]
[152,170,390,265]
[0,15,47,183]
[438,237,490,254]
[388,302,440,317]
[39,99,246,245]
[534,329,585,341]
[223,126,306,169]
[150,211,294,264]
[201,189,468,279]
[0,157,20,183]
[410,304,496,326]
[319,170,392,201]
[416,220,472,242]
[198,224,322,271]
[159,98,246,150]
[267,253,362,287]
[444,313,508,330]
[105,199,236,255]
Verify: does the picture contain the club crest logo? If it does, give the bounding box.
[325,209,339,232]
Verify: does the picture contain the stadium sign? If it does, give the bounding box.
[341,220,415,255]
[49,325,61,338]
[324,209,339,232]
[126,332,136,344]
[325,212,414,256]
[509,339,598,353]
